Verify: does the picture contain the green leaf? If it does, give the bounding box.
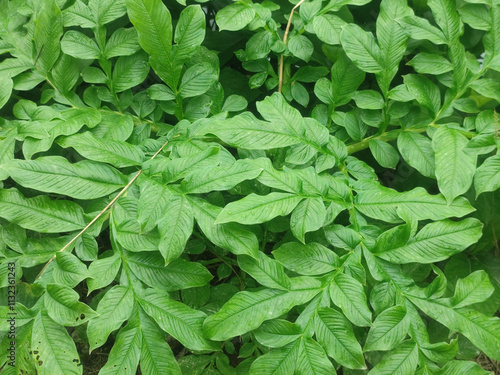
[58,132,144,167]
[449,270,495,308]
[352,90,384,109]
[179,63,217,98]
[138,309,182,375]
[375,218,482,264]
[222,95,248,112]
[369,139,400,169]
[398,15,447,45]
[60,30,101,59]
[157,195,194,265]
[138,288,219,351]
[2,155,127,199]
[364,306,410,351]
[474,155,500,196]
[98,323,141,375]
[248,341,299,375]
[354,183,475,223]
[313,14,345,45]
[162,147,220,183]
[89,0,127,25]
[104,27,141,58]
[368,340,418,375]
[125,252,212,291]
[87,252,122,294]
[112,51,150,92]
[87,286,134,352]
[203,285,320,341]
[432,126,477,203]
[407,53,453,75]
[324,224,361,250]
[397,131,435,178]
[189,196,259,259]
[203,112,300,150]
[44,284,98,326]
[52,53,80,93]
[330,273,372,327]
[253,319,302,348]
[296,337,337,375]
[404,74,441,116]
[31,311,82,375]
[147,84,176,101]
[34,0,63,74]
[238,252,292,290]
[439,360,492,375]
[273,242,339,276]
[181,159,262,194]
[0,188,87,233]
[288,35,314,62]
[408,295,500,361]
[216,3,255,31]
[290,197,326,243]
[314,307,366,369]
[173,5,206,62]
[340,24,384,73]
[0,77,13,110]
[216,192,303,225]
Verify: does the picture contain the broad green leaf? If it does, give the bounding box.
[330,53,366,106]
[189,196,259,258]
[87,286,134,352]
[314,307,366,369]
[34,0,63,74]
[98,323,141,375]
[173,5,206,62]
[407,53,453,75]
[31,311,82,375]
[364,306,410,351]
[449,270,495,308]
[0,188,87,233]
[238,252,292,290]
[253,319,303,348]
[137,176,172,232]
[53,252,89,288]
[375,218,482,264]
[52,53,80,94]
[439,360,492,375]
[89,0,127,25]
[248,341,299,375]
[91,112,134,141]
[138,309,182,375]
[203,112,300,150]
[157,195,194,265]
[368,340,418,375]
[216,192,303,225]
[324,225,361,250]
[354,183,475,223]
[376,0,411,94]
[369,139,400,169]
[125,252,212,290]
[290,197,326,243]
[408,295,500,361]
[63,0,96,28]
[181,159,262,194]
[313,14,345,45]
[330,273,372,327]
[104,27,141,58]
[2,156,127,199]
[203,284,321,341]
[296,337,336,375]
[352,90,384,109]
[179,63,217,98]
[138,288,219,351]
[162,147,220,183]
[0,77,13,110]
[273,242,339,276]
[112,52,150,92]
[115,219,160,252]
[432,126,476,203]
[397,131,435,178]
[340,24,384,73]
[87,252,122,294]
[404,74,441,116]
[474,154,500,197]
[398,15,447,44]
[288,35,314,62]
[147,84,176,101]
[222,95,248,112]
[216,3,255,31]
[44,284,98,326]
[60,30,101,59]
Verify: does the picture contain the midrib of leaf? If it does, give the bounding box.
[38,315,68,374]
[388,343,416,373]
[333,280,369,323]
[113,328,141,374]
[404,133,434,171]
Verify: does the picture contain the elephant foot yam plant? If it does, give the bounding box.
[1,0,500,374]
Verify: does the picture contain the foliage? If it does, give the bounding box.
[0,0,500,374]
